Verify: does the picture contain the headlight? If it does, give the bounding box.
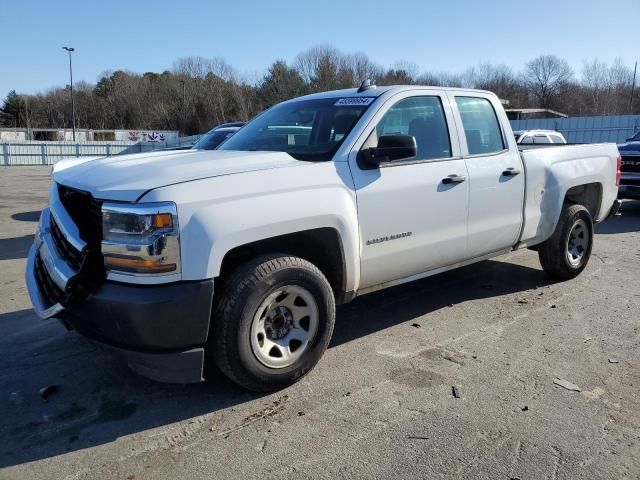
[101,202,180,277]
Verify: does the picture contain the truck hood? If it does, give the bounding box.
[52,149,307,202]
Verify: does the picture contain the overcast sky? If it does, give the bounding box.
[1,0,638,98]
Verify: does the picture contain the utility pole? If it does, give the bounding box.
[25,96,31,140]
[180,80,186,133]
[62,46,76,141]
[631,61,637,115]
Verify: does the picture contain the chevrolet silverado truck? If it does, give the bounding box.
[26,85,621,391]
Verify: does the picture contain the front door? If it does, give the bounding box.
[349,92,470,290]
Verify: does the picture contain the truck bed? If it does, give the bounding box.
[517,143,619,247]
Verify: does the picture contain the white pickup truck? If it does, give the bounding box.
[26,85,621,391]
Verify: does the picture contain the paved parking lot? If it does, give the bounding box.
[1,166,639,479]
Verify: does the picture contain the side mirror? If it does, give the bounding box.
[361,134,417,167]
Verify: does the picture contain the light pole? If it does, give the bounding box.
[631,61,637,115]
[179,80,186,133]
[62,46,76,141]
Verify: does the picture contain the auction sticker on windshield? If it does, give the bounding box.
[334,97,376,106]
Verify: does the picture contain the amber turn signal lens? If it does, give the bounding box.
[104,255,176,274]
[153,213,173,229]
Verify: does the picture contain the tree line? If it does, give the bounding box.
[1,46,637,136]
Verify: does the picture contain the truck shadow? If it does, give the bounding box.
[11,210,42,222]
[331,258,553,348]
[0,234,35,260]
[1,308,253,469]
[1,258,551,468]
[595,200,640,234]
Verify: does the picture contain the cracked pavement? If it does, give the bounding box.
[1,167,639,479]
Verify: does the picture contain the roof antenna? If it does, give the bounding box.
[357,79,376,93]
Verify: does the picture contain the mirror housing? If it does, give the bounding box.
[361,134,417,167]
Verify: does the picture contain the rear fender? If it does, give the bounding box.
[519,145,617,247]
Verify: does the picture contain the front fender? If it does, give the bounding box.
[141,162,361,292]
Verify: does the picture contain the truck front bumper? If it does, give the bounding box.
[26,241,214,383]
[618,184,640,200]
[618,174,640,200]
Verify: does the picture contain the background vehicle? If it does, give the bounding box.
[26,85,620,392]
[514,129,567,144]
[191,122,245,150]
[618,131,640,199]
[52,123,246,173]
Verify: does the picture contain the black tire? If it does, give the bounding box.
[208,254,335,392]
[538,203,593,280]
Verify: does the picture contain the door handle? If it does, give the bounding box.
[502,167,521,176]
[442,174,466,184]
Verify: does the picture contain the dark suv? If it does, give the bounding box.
[618,131,640,199]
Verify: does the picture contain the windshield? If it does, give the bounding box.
[192,129,237,150]
[629,132,640,142]
[218,97,375,161]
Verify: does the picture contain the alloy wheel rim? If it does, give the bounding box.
[250,285,319,369]
[566,218,589,267]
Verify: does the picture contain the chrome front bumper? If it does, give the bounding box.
[25,185,85,319]
[26,243,64,319]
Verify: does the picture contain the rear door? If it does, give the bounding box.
[449,93,525,258]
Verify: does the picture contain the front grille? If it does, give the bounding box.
[622,178,640,187]
[34,253,66,306]
[56,184,106,292]
[621,154,640,174]
[50,216,83,269]
[57,185,103,245]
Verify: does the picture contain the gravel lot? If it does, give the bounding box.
[1,166,639,479]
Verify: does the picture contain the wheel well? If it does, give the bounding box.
[564,183,602,219]
[217,228,347,301]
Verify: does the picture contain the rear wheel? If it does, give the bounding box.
[209,255,335,391]
[538,203,593,280]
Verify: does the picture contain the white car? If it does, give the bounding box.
[514,129,567,145]
[26,85,621,391]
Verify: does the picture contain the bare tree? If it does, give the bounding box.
[524,55,574,109]
[173,56,234,81]
[417,71,463,88]
[343,52,383,85]
[4,46,637,135]
[581,57,634,115]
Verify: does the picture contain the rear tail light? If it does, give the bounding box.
[616,154,622,186]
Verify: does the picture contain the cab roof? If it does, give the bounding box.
[290,85,495,102]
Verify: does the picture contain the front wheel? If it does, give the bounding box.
[538,203,593,280]
[209,255,335,391]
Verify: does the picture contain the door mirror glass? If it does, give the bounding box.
[361,134,417,166]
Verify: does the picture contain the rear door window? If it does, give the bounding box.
[455,97,505,155]
[549,134,565,144]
